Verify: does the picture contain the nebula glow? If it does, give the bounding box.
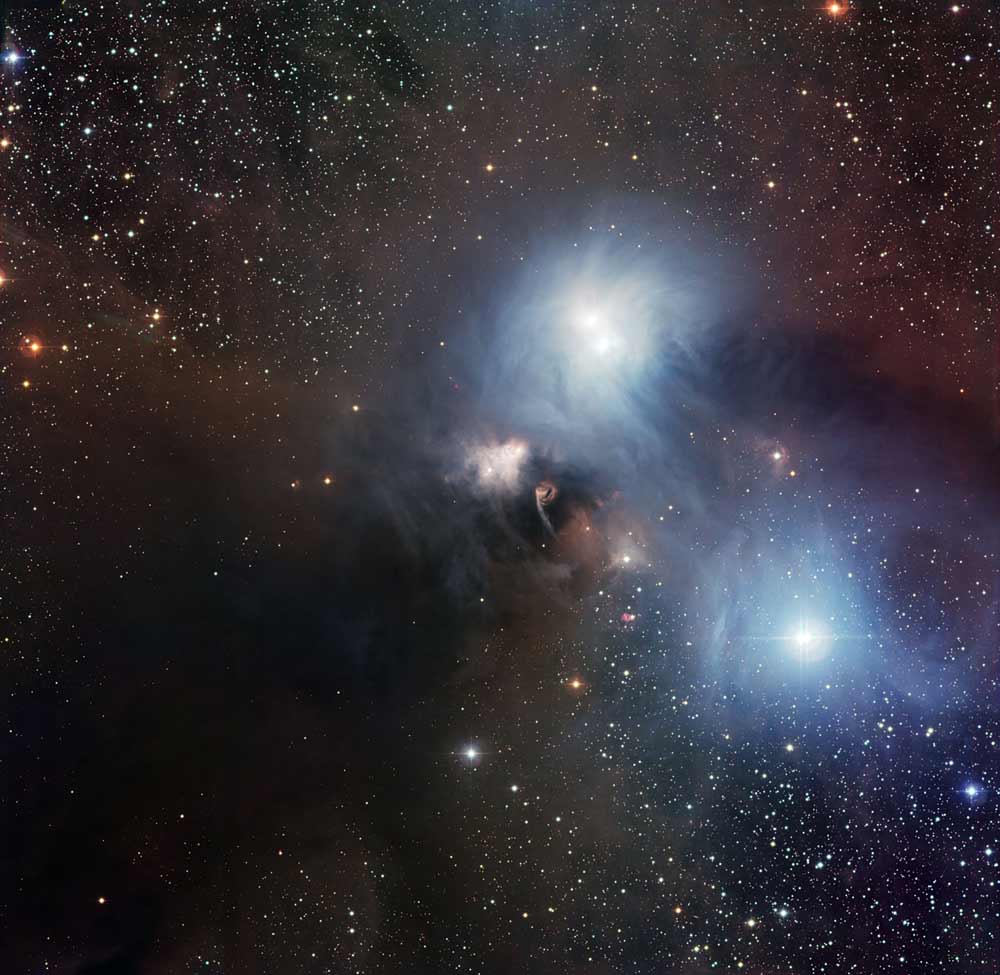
[462,438,529,493]
[472,234,727,480]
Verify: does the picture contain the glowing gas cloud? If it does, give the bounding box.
[462,438,530,494]
[474,237,728,477]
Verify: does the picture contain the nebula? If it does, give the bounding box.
[534,479,558,534]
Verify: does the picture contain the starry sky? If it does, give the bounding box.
[3,1,999,973]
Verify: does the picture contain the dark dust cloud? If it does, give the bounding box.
[2,2,999,974]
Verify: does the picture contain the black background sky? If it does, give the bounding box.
[3,1,999,973]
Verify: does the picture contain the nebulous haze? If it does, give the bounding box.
[3,3,998,974]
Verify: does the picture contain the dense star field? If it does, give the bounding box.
[3,0,999,972]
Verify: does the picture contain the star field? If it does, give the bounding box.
[3,2,999,974]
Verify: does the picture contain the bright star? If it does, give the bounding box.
[573,304,621,356]
[784,621,831,662]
